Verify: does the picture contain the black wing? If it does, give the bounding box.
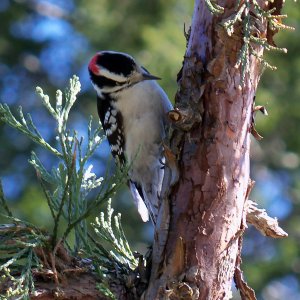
[97,96,126,164]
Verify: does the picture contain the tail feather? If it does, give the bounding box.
[141,186,159,225]
[129,156,165,224]
[129,181,149,222]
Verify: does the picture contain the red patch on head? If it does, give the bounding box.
[88,54,101,75]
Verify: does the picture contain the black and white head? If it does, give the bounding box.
[88,51,160,96]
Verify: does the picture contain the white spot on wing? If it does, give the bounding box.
[105,123,118,136]
[104,110,111,123]
[111,144,120,152]
[110,123,117,132]
[109,115,116,124]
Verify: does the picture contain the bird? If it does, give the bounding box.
[88,51,173,224]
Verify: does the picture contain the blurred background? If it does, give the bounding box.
[0,1,299,299]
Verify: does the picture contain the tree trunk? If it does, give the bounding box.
[145,0,284,299]
[1,1,287,299]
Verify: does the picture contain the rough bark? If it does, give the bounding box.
[1,1,287,299]
[145,0,285,299]
[31,274,106,300]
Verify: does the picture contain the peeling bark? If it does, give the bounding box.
[234,254,257,300]
[246,200,288,238]
[145,0,285,299]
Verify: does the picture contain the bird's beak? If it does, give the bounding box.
[142,73,161,81]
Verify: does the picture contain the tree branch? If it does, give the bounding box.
[246,200,288,238]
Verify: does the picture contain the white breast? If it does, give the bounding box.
[113,80,171,183]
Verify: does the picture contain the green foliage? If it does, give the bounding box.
[96,283,117,300]
[0,77,137,298]
[205,0,224,14]
[85,200,139,298]
[0,181,13,218]
[92,199,137,270]
[197,1,294,87]
[0,104,62,158]
[216,0,294,86]
[0,221,47,300]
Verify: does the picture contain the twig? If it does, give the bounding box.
[0,180,13,217]
[234,226,257,300]
[52,149,76,249]
[246,200,288,238]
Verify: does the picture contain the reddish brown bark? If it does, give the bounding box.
[145,0,284,299]
[1,1,286,299]
[31,273,106,300]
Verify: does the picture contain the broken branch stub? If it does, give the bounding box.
[246,200,288,238]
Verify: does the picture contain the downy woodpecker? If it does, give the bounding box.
[88,51,172,224]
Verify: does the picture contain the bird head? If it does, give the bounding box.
[88,51,160,96]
